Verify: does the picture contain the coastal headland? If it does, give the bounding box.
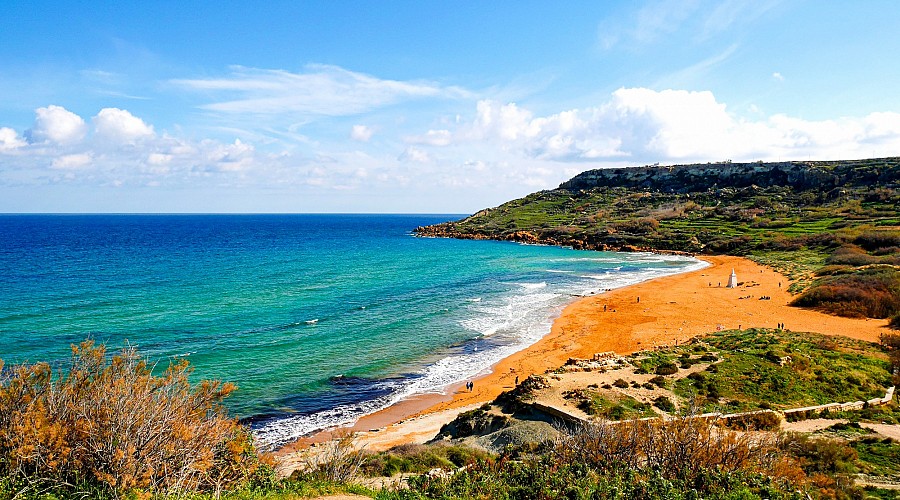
[276,253,889,461]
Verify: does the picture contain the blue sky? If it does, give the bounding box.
[2,1,899,213]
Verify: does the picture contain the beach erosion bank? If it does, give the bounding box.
[276,254,889,462]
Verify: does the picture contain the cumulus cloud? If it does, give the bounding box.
[0,127,26,151]
[171,64,470,116]
[350,124,373,142]
[772,72,784,81]
[29,105,88,145]
[93,108,155,145]
[417,88,900,164]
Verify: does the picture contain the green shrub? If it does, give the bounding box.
[653,396,676,412]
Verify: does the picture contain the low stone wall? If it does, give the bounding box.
[783,386,895,422]
[530,387,896,428]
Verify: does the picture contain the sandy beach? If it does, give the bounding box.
[276,255,891,460]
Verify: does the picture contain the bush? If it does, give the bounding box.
[655,363,678,376]
[726,411,782,431]
[0,341,265,497]
[613,378,629,389]
[791,268,900,318]
[361,442,489,477]
[653,396,676,412]
[649,376,667,388]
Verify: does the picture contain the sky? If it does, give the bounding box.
[1,1,900,213]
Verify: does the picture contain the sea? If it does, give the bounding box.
[0,214,706,449]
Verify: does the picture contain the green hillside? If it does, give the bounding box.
[417,158,900,322]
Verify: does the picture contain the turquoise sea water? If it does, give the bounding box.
[0,214,705,448]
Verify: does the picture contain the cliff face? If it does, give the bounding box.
[559,159,900,193]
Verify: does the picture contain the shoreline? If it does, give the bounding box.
[275,255,890,460]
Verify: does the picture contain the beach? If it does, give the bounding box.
[276,254,890,462]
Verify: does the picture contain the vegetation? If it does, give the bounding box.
[360,443,490,477]
[0,341,272,498]
[667,329,893,413]
[4,335,899,498]
[374,415,900,499]
[572,390,656,419]
[416,158,900,320]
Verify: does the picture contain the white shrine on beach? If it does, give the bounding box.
[727,269,738,288]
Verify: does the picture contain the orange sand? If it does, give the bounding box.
[278,255,890,455]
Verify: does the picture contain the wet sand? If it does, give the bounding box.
[276,255,890,458]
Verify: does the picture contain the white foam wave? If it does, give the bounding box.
[305,319,319,325]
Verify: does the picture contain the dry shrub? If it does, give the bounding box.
[791,269,900,318]
[0,341,268,497]
[725,411,782,431]
[826,244,881,266]
[553,416,783,482]
[299,433,366,483]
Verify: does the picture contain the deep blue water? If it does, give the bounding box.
[0,214,705,448]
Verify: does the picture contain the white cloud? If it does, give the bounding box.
[29,105,88,145]
[93,108,155,144]
[0,127,26,151]
[419,88,900,164]
[700,0,782,39]
[171,64,470,116]
[399,146,431,163]
[599,0,782,50]
[3,89,900,211]
[147,152,173,165]
[51,153,93,169]
[404,129,452,146]
[772,72,784,81]
[196,139,256,172]
[350,124,373,142]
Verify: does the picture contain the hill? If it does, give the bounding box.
[416,158,900,322]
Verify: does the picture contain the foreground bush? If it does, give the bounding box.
[383,417,809,499]
[0,341,270,497]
